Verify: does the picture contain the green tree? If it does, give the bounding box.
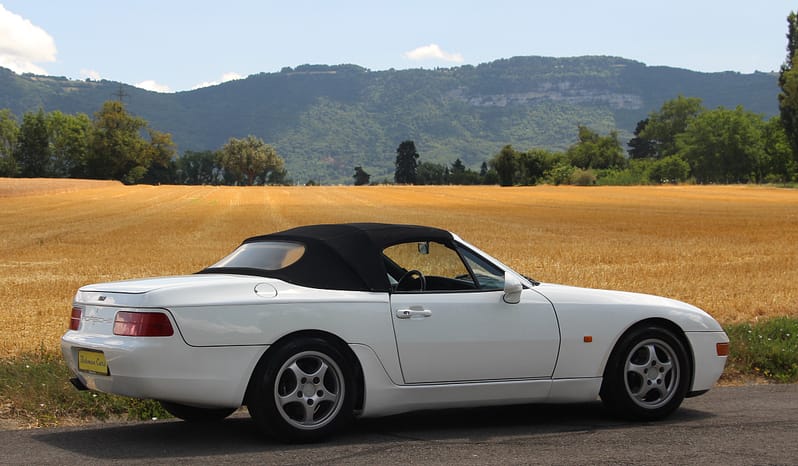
[778,11,798,159]
[677,106,765,183]
[627,119,657,159]
[416,161,446,185]
[353,166,371,185]
[265,167,289,185]
[47,111,91,178]
[518,148,558,185]
[0,109,19,176]
[394,140,419,184]
[567,126,626,170]
[87,101,151,182]
[15,109,50,177]
[763,117,796,182]
[217,135,285,185]
[448,159,480,185]
[640,96,705,158]
[142,129,177,184]
[448,158,465,184]
[490,145,519,186]
[179,150,219,185]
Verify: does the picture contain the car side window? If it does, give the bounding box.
[383,241,477,292]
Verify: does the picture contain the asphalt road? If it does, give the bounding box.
[1,384,796,465]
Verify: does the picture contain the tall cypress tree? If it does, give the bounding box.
[778,11,798,158]
[394,140,419,184]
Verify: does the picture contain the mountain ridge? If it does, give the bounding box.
[0,56,779,183]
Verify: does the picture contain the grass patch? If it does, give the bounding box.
[723,317,798,383]
[0,350,168,428]
[3,317,797,427]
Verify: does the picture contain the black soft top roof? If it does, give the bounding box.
[201,223,454,292]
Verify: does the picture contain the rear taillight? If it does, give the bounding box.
[69,307,82,331]
[113,311,174,337]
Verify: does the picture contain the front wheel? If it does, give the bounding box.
[159,401,236,423]
[247,337,354,443]
[600,326,690,421]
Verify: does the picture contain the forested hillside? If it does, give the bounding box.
[0,56,778,183]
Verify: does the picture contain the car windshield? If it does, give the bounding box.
[210,241,306,271]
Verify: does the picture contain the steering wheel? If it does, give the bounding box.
[395,269,426,292]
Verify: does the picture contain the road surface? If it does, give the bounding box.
[1,384,795,465]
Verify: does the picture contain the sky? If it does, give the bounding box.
[0,1,795,93]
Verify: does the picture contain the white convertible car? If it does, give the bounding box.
[62,223,728,442]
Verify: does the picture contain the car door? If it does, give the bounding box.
[386,241,560,384]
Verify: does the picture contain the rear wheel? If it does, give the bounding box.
[159,401,236,422]
[600,325,690,421]
[247,337,354,442]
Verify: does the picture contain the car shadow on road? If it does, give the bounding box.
[33,402,714,461]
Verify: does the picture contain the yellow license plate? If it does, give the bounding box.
[78,350,108,375]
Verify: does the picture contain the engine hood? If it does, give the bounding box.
[533,283,723,332]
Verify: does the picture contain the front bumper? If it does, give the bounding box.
[685,330,729,393]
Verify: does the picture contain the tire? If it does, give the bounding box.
[247,337,354,443]
[159,401,236,423]
[600,325,690,421]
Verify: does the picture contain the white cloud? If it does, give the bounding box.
[192,71,243,90]
[80,68,101,80]
[135,79,171,93]
[403,44,463,63]
[0,4,57,74]
[220,72,242,82]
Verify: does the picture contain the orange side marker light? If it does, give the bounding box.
[583,336,593,343]
[716,342,729,356]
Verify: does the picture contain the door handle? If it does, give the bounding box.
[396,308,432,319]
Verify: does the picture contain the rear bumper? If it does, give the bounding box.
[61,330,266,408]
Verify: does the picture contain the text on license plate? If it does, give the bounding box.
[78,350,108,375]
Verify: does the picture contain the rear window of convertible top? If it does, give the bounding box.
[210,241,306,271]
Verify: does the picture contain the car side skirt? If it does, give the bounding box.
[351,344,601,418]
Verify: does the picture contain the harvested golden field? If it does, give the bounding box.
[1,179,797,356]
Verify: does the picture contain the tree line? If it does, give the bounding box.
[2,94,795,188]
[0,101,287,185]
[386,94,795,187]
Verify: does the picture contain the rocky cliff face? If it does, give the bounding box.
[448,83,644,109]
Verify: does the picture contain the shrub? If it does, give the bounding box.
[545,164,575,185]
[570,168,596,186]
[724,317,798,383]
[649,155,691,184]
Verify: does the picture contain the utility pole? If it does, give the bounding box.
[112,84,129,104]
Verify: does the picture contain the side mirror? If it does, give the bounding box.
[417,241,430,255]
[503,272,523,304]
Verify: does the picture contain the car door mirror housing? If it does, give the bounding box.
[503,272,523,304]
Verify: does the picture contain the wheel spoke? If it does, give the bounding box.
[322,389,339,404]
[301,401,316,424]
[658,359,673,377]
[627,360,649,379]
[309,360,329,384]
[288,361,312,380]
[278,389,301,407]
